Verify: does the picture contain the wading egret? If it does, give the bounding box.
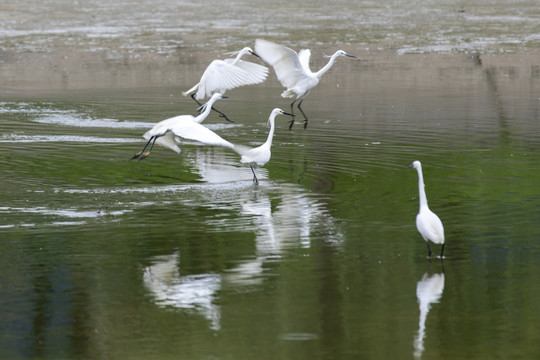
[237,108,292,183]
[131,93,228,160]
[254,39,356,129]
[182,47,269,122]
[410,160,445,258]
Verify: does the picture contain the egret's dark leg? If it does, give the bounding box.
[297,99,309,129]
[250,165,259,184]
[131,136,158,161]
[191,93,233,123]
[426,241,432,258]
[131,136,155,160]
[190,93,203,106]
[440,244,445,259]
[288,99,298,130]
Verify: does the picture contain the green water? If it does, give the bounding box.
[2,0,540,359]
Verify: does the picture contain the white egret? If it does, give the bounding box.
[410,160,445,258]
[237,108,292,183]
[132,104,292,184]
[131,93,229,160]
[254,39,356,129]
[182,47,269,122]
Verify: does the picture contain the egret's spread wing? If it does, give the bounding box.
[232,144,252,157]
[170,121,234,149]
[297,49,313,75]
[231,60,269,85]
[196,60,249,99]
[255,39,308,89]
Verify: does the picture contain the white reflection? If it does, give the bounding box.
[143,253,221,331]
[414,272,445,358]
[225,183,341,286]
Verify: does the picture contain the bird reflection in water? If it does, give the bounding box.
[142,253,222,331]
[413,271,445,358]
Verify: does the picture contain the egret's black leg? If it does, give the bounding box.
[440,244,445,259]
[131,136,158,161]
[131,136,155,161]
[297,99,309,129]
[288,99,298,130]
[426,241,432,258]
[192,93,233,122]
[212,107,233,123]
[250,165,259,184]
[190,93,203,107]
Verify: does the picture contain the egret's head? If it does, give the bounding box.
[336,50,357,58]
[246,47,261,58]
[267,108,293,125]
[410,160,422,170]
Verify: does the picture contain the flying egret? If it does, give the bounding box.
[131,93,229,160]
[182,47,269,122]
[254,39,356,129]
[410,160,445,258]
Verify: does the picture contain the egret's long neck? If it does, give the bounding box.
[194,98,217,123]
[263,115,276,148]
[230,51,246,66]
[416,167,429,210]
[315,54,338,79]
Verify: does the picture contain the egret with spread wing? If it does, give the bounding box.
[131,93,229,160]
[132,104,291,184]
[254,39,356,129]
[182,47,269,122]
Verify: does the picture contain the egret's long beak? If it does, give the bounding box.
[281,111,294,116]
[345,53,357,58]
[220,95,229,99]
[249,50,261,58]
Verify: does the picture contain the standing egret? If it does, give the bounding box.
[254,39,356,129]
[131,93,228,160]
[237,108,292,183]
[410,160,445,258]
[182,47,269,122]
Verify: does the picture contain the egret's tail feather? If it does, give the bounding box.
[182,83,199,97]
[281,89,295,98]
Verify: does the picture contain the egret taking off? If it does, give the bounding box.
[410,160,445,258]
[182,47,269,122]
[131,93,228,161]
[254,39,356,129]
[131,103,291,184]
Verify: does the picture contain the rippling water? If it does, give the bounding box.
[1,0,540,359]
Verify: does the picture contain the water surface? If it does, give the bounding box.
[1,1,540,359]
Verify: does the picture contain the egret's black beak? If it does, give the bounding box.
[281,111,294,116]
[250,50,261,58]
[221,95,229,99]
[345,53,357,58]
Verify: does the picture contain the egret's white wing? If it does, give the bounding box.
[196,60,253,100]
[297,49,313,75]
[416,211,445,244]
[170,121,234,149]
[229,60,269,85]
[255,39,308,89]
[232,144,252,157]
